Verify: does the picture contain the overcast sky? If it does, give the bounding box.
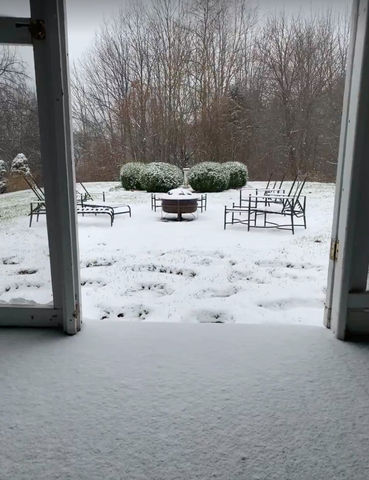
[2,0,352,79]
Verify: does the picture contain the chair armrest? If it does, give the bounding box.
[265,188,285,194]
[246,195,295,200]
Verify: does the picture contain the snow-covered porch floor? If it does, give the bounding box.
[1,322,369,479]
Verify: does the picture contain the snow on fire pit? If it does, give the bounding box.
[161,189,199,221]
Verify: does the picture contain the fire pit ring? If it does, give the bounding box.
[161,189,199,221]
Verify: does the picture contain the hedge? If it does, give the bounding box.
[140,162,183,193]
[223,161,248,189]
[120,162,146,190]
[188,162,230,192]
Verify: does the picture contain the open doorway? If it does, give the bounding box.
[0,0,354,331]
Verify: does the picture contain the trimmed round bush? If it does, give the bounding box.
[120,162,146,190]
[140,162,183,193]
[223,161,248,189]
[11,153,31,176]
[189,162,230,192]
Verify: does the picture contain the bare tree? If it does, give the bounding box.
[71,2,349,182]
[255,9,349,178]
[0,46,41,188]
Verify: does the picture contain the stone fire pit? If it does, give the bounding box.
[161,189,199,221]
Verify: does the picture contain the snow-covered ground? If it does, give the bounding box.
[0,181,335,325]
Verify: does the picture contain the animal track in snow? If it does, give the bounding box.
[190,309,235,324]
[3,282,42,293]
[228,269,256,283]
[129,263,197,277]
[195,286,239,299]
[2,257,18,265]
[100,304,150,321]
[18,269,37,275]
[80,279,107,287]
[258,297,324,311]
[255,260,322,271]
[84,259,114,268]
[128,283,174,296]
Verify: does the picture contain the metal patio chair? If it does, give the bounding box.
[25,175,131,227]
[239,172,287,208]
[225,175,307,234]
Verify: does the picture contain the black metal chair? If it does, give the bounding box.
[29,201,116,227]
[76,181,95,202]
[239,172,287,208]
[25,175,131,227]
[225,176,307,235]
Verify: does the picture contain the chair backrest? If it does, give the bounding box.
[278,172,286,190]
[294,175,307,202]
[265,172,273,190]
[79,182,94,201]
[24,175,45,202]
[271,172,286,190]
[284,175,307,202]
[286,175,298,197]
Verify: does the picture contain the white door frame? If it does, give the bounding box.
[0,0,81,334]
[325,0,369,339]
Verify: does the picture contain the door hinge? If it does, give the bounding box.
[330,239,339,262]
[16,20,46,40]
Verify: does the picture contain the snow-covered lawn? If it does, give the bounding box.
[0,182,334,325]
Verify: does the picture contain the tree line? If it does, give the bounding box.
[72,0,349,181]
[0,0,350,189]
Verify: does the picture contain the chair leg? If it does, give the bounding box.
[29,204,33,227]
[291,210,295,235]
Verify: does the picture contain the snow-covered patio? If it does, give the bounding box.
[2,322,369,480]
[0,182,334,326]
